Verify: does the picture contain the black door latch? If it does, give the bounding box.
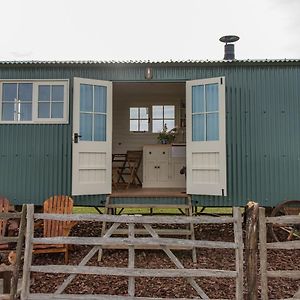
[73,133,82,143]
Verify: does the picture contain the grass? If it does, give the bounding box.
[73,206,234,215]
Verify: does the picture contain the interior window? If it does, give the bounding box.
[129,107,149,132]
[152,105,175,133]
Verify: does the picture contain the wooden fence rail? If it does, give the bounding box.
[259,207,300,300]
[21,204,244,300]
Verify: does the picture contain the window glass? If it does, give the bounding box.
[152,105,163,119]
[192,85,204,113]
[192,83,219,141]
[79,84,107,141]
[20,103,32,121]
[130,107,149,132]
[80,84,93,112]
[51,102,64,118]
[94,86,107,113]
[192,114,205,141]
[19,83,32,102]
[130,107,139,119]
[38,85,50,102]
[1,81,67,123]
[2,103,14,120]
[3,83,17,101]
[152,105,175,133]
[52,85,64,101]
[130,120,139,131]
[207,113,219,140]
[94,114,106,141]
[206,84,218,112]
[152,119,164,133]
[164,105,175,118]
[38,102,50,118]
[80,113,93,141]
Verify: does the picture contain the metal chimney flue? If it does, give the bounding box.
[219,35,240,60]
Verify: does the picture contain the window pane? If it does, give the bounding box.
[3,83,17,101]
[153,119,164,133]
[94,114,106,141]
[192,114,205,141]
[140,120,148,131]
[130,120,138,131]
[2,103,14,120]
[19,83,32,102]
[80,84,93,112]
[153,105,163,119]
[207,113,219,141]
[164,105,175,118]
[51,102,64,118]
[139,107,148,119]
[38,85,50,102]
[206,84,218,112]
[192,85,204,113]
[130,108,138,119]
[164,119,175,131]
[38,102,50,118]
[94,86,107,113]
[20,103,32,121]
[80,113,93,141]
[52,85,64,102]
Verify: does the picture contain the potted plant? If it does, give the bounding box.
[157,124,177,144]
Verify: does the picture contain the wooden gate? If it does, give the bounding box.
[259,207,300,299]
[21,205,244,300]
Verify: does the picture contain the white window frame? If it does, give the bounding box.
[152,104,176,133]
[129,106,149,132]
[0,79,69,124]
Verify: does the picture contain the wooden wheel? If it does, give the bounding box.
[270,200,300,242]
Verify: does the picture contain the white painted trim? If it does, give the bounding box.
[0,79,69,124]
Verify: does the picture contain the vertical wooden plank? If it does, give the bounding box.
[245,202,259,300]
[10,205,27,299]
[259,207,268,300]
[128,223,135,297]
[233,207,243,300]
[98,196,110,261]
[21,204,34,300]
[187,196,197,263]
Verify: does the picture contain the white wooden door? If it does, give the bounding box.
[186,77,227,195]
[72,78,112,196]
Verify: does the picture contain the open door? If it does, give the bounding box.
[186,77,226,195]
[72,78,112,196]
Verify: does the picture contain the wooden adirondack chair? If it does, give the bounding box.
[33,195,74,264]
[0,196,10,250]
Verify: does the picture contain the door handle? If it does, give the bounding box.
[73,133,82,143]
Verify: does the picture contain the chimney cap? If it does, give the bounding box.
[219,35,240,44]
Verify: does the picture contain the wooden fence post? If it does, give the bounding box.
[245,201,259,300]
[10,205,27,299]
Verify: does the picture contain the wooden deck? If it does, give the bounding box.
[111,187,187,198]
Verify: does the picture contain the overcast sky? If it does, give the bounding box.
[1,0,299,61]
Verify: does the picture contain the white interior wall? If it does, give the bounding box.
[112,82,185,154]
[112,82,185,182]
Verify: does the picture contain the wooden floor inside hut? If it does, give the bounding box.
[110,187,187,198]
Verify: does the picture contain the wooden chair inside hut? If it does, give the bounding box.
[114,150,143,189]
[0,196,10,250]
[33,195,74,264]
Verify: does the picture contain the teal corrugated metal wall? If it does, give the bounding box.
[0,63,299,207]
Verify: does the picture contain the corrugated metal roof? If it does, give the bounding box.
[0,59,299,66]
